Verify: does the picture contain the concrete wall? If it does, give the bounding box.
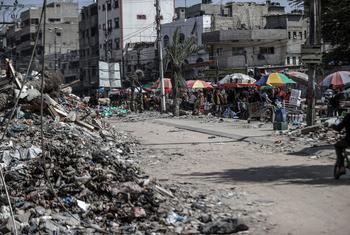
[203,29,287,42]
[185,4,222,18]
[265,13,308,66]
[226,2,269,29]
[212,41,287,68]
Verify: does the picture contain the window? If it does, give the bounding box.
[56,31,61,37]
[216,48,223,56]
[115,38,120,49]
[82,31,85,39]
[108,39,113,49]
[102,4,105,11]
[179,33,185,43]
[48,18,60,22]
[299,32,303,39]
[107,2,111,11]
[85,29,89,38]
[286,57,290,65]
[288,32,291,39]
[107,19,112,31]
[102,23,106,31]
[163,35,169,47]
[232,47,244,55]
[292,56,296,65]
[293,32,297,39]
[114,0,119,8]
[304,30,307,39]
[137,15,147,20]
[259,47,274,54]
[91,27,97,37]
[114,17,119,29]
[30,19,39,25]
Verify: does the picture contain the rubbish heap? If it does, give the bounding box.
[0,61,249,234]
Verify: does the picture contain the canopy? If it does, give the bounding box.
[320,71,350,88]
[256,73,296,87]
[219,73,256,85]
[186,80,213,89]
[286,71,308,85]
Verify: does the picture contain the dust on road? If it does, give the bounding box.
[111,117,350,235]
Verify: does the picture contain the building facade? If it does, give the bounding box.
[163,1,291,77]
[265,10,308,66]
[162,15,212,64]
[203,29,288,68]
[97,0,174,62]
[6,0,80,82]
[79,3,99,95]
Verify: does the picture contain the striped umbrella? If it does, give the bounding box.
[186,80,213,89]
[286,71,308,85]
[218,73,256,85]
[320,71,350,88]
[256,73,296,87]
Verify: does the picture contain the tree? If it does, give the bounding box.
[288,0,350,63]
[164,28,201,116]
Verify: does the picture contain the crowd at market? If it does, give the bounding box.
[86,71,350,122]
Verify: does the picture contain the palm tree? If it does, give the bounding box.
[164,28,201,116]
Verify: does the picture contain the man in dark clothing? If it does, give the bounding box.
[332,113,350,177]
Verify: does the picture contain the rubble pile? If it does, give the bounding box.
[0,63,249,234]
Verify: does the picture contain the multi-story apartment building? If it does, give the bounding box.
[79,3,99,95]
[6,0,79,83]
[97,0,174,76]
[203,29,288,68]
[163,1,290,78]
[265,10,308,66]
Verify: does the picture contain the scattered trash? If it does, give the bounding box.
[166,211,187,225]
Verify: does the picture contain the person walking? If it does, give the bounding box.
[332,113,350,178]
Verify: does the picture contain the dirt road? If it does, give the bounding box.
[111,117,350,235]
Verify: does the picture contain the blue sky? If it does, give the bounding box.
[17,0,292,10]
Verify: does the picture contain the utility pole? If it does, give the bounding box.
[305,0,321,126]
[244,50,248,75]
[54,30,57,71]
[155,0,166,112]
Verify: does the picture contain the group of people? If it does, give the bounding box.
[179,87,292,118]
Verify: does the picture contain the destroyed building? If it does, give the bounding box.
[6,0,80,84]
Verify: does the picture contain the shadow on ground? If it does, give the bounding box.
[175,164,350,185]
[287,144,334,156]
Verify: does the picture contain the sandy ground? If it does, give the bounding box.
[110,117,350,235]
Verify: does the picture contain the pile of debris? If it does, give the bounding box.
[0,62,249,234]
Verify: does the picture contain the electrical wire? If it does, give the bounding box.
[0,167,17,235]
[0,0,46,141]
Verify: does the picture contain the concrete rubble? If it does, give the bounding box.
[0,62,249,234]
